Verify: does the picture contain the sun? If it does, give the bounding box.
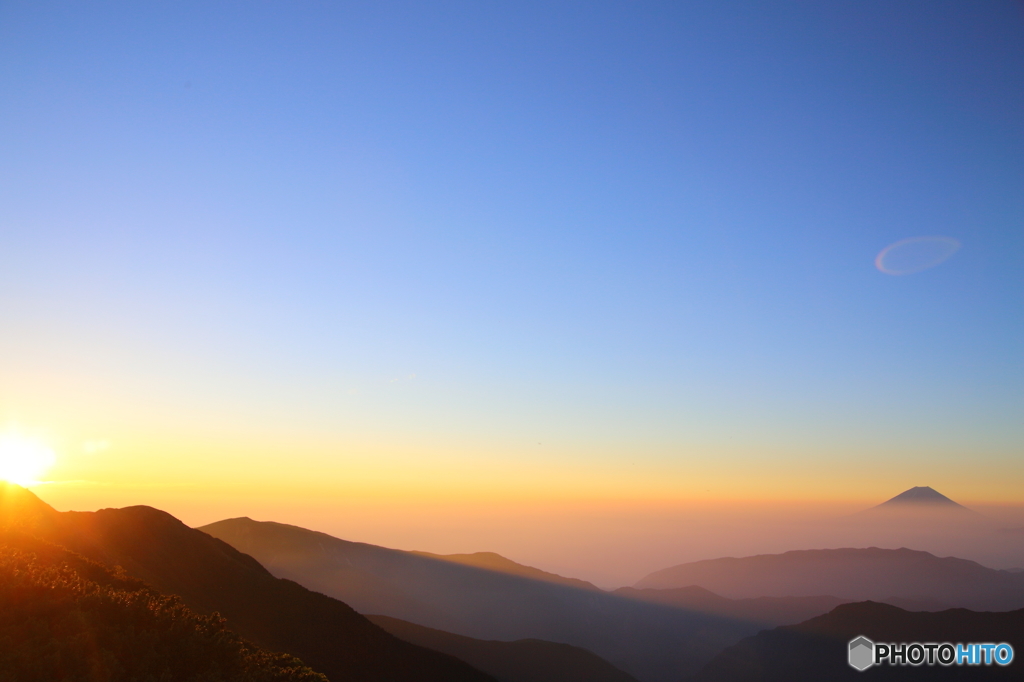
[0,434,56,487]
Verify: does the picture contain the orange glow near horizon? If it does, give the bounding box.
[17,415,1024,508]
[8,415,1021,587]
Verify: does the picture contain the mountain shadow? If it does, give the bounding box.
[199,516,776,682]
[690,601,1024,681]
[635,547,1024,610]
[0,482,496,682]
[612,586,849,626]
[408,550,601,591]
[368,614,640,682]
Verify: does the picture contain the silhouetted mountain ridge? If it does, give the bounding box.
[0,483,496,682]
[636,547,1024,610]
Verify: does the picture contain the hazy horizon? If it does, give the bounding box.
[27,482,1024,587]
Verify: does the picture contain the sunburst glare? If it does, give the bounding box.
[0,434,56,487]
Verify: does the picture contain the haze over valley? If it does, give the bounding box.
[5,481,1024,681]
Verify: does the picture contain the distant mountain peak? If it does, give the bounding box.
[877,486,963,507]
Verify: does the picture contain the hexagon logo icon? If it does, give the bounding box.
[849,636,874,671]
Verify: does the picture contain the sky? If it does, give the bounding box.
[0,1,1022,583]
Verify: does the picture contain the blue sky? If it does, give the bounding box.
[0,1,1022,504]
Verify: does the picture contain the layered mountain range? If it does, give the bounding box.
[199,487,1024,681]
[3,482,1020,682]
[199,516,760,682]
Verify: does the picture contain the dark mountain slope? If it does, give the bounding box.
[635,547,1024,610]
[691,602,1024,681]
[0,526,327,682]
[199,516,767,682]
[0,483,496,682]
[368,614,640,682]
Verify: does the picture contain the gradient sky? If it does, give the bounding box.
[1,1,1022,567]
